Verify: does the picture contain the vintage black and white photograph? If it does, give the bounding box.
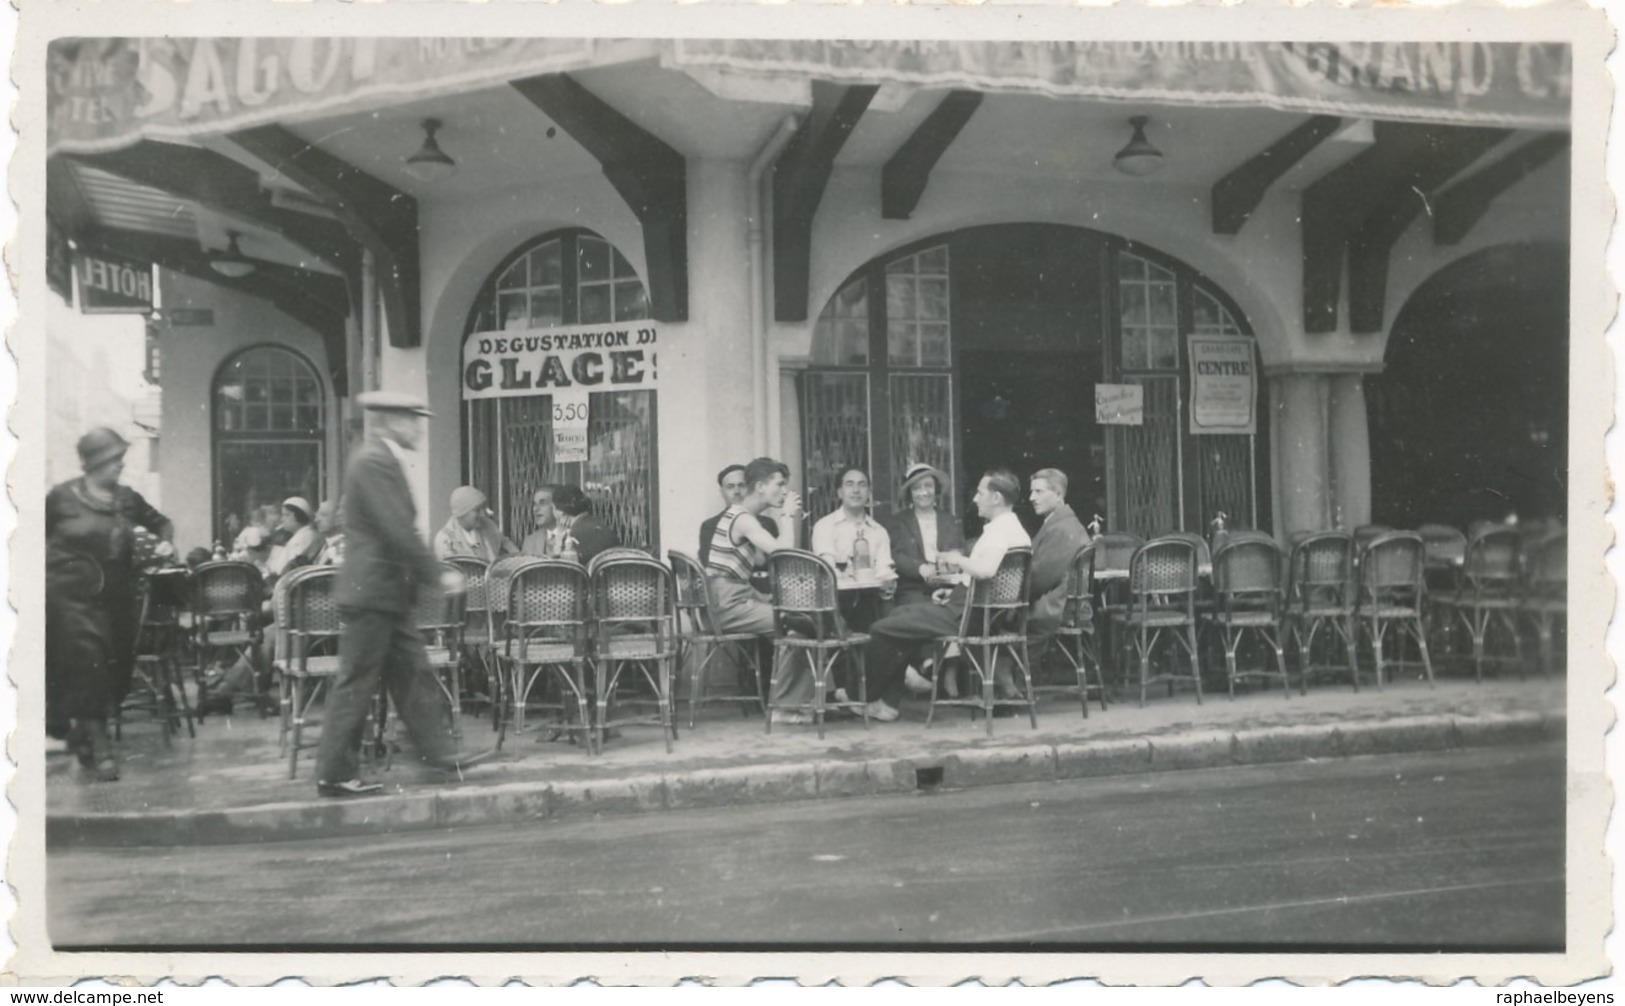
[12,1,1614,984]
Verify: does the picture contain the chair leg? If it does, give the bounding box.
[1413,617,1436,688]
[812,650,828,741]
[1223,629,1238,700]
[287,677,303,780]
[1021,642,1038,731]
[1188,623,1203,704]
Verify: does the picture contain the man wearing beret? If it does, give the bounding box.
[314,392,493,797]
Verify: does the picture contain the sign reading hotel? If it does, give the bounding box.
[1095,384,1144,426]
[1188,336,1257,435]
[462,323,659,402]
[75,249,153,314]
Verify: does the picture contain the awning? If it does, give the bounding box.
[662,40,1571,131]
[48,37,1571,160]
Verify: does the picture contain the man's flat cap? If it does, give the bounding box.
[356,391,433,417]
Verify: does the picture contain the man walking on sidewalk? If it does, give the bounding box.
[314,392,493,798]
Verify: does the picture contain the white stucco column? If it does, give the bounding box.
[659,158,754,552]
[1271,371,1332,538]
[1326,371,1374,530]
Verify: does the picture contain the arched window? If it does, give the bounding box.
[212,345,326,542]
[463,229,657,550]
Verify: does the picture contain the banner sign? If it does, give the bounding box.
[1095,384,1144,426]
[1188,336,1258,435]
[75,248,153,314]
[666,40,1571,130]
[551,390,591,464]
[462,323,660,401]
[48,37,600,155]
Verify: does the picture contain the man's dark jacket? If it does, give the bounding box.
[338,436,443,614]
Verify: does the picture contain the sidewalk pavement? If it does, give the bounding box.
[47,674,1565,848]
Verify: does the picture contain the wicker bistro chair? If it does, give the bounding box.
[277,565,345,779]
[1112,537,1203,707]
[1044,542,1107,719]
[1521,532,1567,676]
[190,560,268,717]
[495,557,594,750]
[1204,538,1296,699]
[1433,526,1524,682]
[1089,532,1144,693]
[589,553,679,755]
[1355,531,1437,689]
[443,556,498,714]
[412,562,469,729]
[668,550,766,727]
[927,547,1038,735]
[765,549,870,739]
[1286,532,1360,690]
[122,568,195,743]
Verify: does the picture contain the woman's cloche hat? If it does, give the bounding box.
[77,427,131,472]
[900,463,947,494]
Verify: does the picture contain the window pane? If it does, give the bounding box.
[579,283,611,324]
[1119,253,1145,281]
[841,321,869,365]
[889,322,918,366]
[919,278,949,321]
[1120,284,1146,325]
[499,292,528,330]
[578,238,610,283]
[917,245,948,274]
[611,246,636,280]
[1152,330,1178,370]
[1150,284,1177,326]
[919,324,951,366]
[1148,260,1175,285]
[886,274,913,321]
[613,280,647,322]
[1123,328,1148,370]
[529,289,563,328]
[529,242,562,287]
[498,260,526,290]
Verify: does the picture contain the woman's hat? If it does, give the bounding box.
[450,485,488,518]
[282,496,312,522]
[900,463,947,493]
[76,427,130,472]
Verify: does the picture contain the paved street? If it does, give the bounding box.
[48,744,1563,950]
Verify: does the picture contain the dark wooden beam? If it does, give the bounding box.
[80,225,350,390]
[510,73,689,322]
[772,82,878,322]
[47,156,96,234]
[226,125,421,349]
[67,140,360,280]
[1211,115,1340,235]
[882,90,982,221]
[1434,133,1569,246]
[1345,126,1510,332]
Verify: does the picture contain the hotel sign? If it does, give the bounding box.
[75,248,153,314]
[462,323,660,402]
[1188,336,1257,436]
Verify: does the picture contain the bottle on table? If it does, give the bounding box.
[561,535,580,564]
[852,524,872,578]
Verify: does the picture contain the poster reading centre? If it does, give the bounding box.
[1188,335,1257,435]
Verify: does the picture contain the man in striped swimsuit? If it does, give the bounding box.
[704,456,809,722]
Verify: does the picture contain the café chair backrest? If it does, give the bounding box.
[1062,542,1096,623]
[1525,532,1567,595]
[412,559,469,632]
[444,555,491,614]
[959,547,1032,640]
[282,565,343,640]
[1358,531,1427,601]
[506,558,590,635]
[486,554,543,617]
[1212,537,1284,598]
[1461,526,1522,595]
[1131,537,1200,597]
[668,549,724,637]
[589,552,674,632]
[191,560,264,619]
[1092,532,1144,577]
[1155,531,1212,572]
[767,548,848,642]
[1417,523,1468,569]
[587,547,652,577]
[1288,531,1354,609]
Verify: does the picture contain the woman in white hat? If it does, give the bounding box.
[268,496,322,576]
[434,485,519,562]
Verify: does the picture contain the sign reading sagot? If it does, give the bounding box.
[1188,336,1257,435]
[462,324,659,401]
[48,38,597,155]
[76,248,153,314]
[666,40,1573,130]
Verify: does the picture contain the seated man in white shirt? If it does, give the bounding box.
[809,467,896,631]
[860,468,1032,721]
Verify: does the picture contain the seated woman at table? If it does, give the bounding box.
[886,463,963,608]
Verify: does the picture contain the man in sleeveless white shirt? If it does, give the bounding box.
[860,468,1032,721]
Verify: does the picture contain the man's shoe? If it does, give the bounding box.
[317,779,384,798]
[424,747,499,773]
[770,709,813,725]
[904,664,934,694]
[833,687,851,705]
[864,700,900,722]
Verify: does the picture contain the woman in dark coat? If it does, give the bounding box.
[47,427,173,781]
[886,463,965,607]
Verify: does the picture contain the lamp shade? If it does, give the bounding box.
[1113,116,1164,177]
[209,232,256,278]
[405,118,457,183]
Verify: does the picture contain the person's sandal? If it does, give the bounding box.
[317,779,385,798]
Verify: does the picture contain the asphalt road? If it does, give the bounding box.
[49,744,1564,951]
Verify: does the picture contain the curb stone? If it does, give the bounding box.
[45,711,1561,848]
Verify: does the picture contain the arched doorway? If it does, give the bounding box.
[803,224,1267,537]
[461,228,657,550]
[1367,243,1568,528]
[212,344,327,543]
